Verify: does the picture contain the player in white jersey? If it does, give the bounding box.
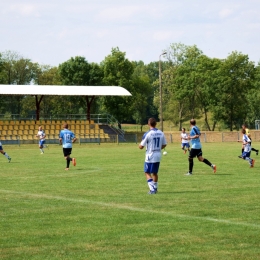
[239,129,255,168]
[35,126,47,154]
[180,128,190,154]
[0,141,11,162]
[139,118,167,194]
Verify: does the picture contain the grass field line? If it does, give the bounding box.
[2,189,260,229]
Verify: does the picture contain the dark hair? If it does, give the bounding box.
[190,119,196,126]
[63,123,69,129]
[182,128,186,131]
[242,129,246,134]
[148,118,157,127]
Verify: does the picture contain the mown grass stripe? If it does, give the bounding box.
[1,189,259,229]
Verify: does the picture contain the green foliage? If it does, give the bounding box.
[214,52,255,130]
[1,45,260,129]
[101,47,135,122]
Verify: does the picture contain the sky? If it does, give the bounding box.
[1,0,260,66]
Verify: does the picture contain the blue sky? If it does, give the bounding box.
[1,0,260,66]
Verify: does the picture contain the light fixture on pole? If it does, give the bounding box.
[159,51,167,132]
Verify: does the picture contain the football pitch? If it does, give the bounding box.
[0,142,259,260]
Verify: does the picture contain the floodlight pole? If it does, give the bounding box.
[159,51,167,132]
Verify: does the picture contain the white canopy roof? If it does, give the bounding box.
[0,85,132,96]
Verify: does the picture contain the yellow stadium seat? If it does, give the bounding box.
[1,130,7,135]
[28,130,35,135]
[27,134,34,140]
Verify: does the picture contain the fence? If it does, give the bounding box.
[1,131,260,146]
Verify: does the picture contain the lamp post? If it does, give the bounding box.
[159,51,167,132]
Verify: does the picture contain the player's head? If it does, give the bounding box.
[242,129,246,134]
[63,123,69,129]
[242,124,247,129]
[182,128,186,132]
[38,126,42,131]
[190,119,196,126]
[148,118,157,128]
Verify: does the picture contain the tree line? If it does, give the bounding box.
[0,43,260,131]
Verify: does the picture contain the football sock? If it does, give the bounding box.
[203,158,212,167]
[251,148,257,152]
[147,178,154,191]
[189,158,193,173]
[245,157,252,163]
[3,152,9,159]
[40,148,44,153]
[153,181,158,190]
[66,158,70,168]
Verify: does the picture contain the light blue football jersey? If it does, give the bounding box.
[59,129,75,148]
[190,126,202,149]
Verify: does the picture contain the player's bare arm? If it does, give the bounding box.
[161,144,167,149]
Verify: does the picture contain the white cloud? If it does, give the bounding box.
[9,3,40,16]
[1,0,260,65]
[219,8,234,18]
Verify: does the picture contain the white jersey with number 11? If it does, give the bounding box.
[140,128,167,163]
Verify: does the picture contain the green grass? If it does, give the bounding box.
[0,142,260,260]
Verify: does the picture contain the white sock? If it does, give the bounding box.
[153,182,158,190]
[4,152,9,159]
[40,149,44,153]
[147,179,154,191]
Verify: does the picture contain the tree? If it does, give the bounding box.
[29,65,61,120]
[214,52,255,131]
[131,61,155,130]
[0,51,37,117]
[101,47,134,123]
[182,55,222,131]
[58,56,103,121]
[161,44,202,130]
[245,62,260,127]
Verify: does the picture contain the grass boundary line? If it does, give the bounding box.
[1,189,260,229]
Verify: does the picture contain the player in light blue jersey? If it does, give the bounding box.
[59,123,77,170]
[186,119,216,175]
[139,118,167,194]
